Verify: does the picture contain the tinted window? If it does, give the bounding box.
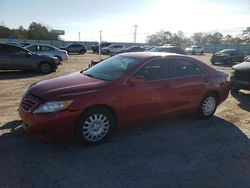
[27,45,38,52]
[71,44,81,47]
[40,46,53,51]
[0,45,27,55]
[172,59,206,77]
[135,59,170,81]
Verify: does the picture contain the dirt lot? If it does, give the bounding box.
[0,53,250,187]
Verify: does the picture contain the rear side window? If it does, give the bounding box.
[40,46,53,51]
[172,59,207,78]
[135,59,170,81]
[0,45,27,55]
[27,45,38,52]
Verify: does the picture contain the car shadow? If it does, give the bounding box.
[231,90,250,112]
[1,116,250,187]
[0,70,44,80]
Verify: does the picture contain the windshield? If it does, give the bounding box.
[149,47,168,52]
[83,55,139,81]
[219,50,234,55]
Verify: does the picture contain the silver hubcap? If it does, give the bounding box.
[82,114,109,142]
[41,64,51,73]
[202,96,216,116]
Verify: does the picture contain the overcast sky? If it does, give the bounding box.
[0,0,249,42]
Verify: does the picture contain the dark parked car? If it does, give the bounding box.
[91,42,112,53]
[149,46,187,55]
[230,61,250,91]
[210,49,245,64]
[19,52,229,145]
[120,46,145,53]
[60,43,87,54]
[0,43,58,74]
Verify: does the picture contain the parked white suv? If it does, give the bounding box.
[101,44,125,55]
[185,46,204,55]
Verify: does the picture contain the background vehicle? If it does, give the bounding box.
[25,44,69,62]
[148,46,187,55]
[185,46,204,55]
[0,43,58,74]
[210,49,245,64]
[120,45,145,53]
[101,44,125,55]
[230,61,250,91]
[91,42,112,53]
[60,43,87,54]
[19,52,229,145]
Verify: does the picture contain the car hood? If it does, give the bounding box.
[29,72,109,99]
[232,62,250,72]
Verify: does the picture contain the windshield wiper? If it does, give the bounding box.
[83,73,111,82]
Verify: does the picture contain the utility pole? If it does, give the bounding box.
[133,25,138,43]
[99,30,102,55]
[78,32,81,41]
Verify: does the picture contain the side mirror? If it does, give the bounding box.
[128,76,145,85]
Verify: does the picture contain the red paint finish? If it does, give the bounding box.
[19,53,230,140]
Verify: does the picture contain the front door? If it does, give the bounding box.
[121,59,172,123]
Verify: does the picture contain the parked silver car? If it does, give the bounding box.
[25,44,69,62]
[0,43,58,74]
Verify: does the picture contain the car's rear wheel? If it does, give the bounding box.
[39,62,52,74]
[76,108,115,145]
[79,49,86,54]
[55,56,62,62]
[231,87,239,92]
[198,94,218,119]
[192,51,196,55]
[106,50,111,55]
[200,51,204,55]
[211,60,215,65]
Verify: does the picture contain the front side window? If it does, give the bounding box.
[83,55,139,81]
[26,45,38,52]
[172,59,206,78]
[134,59,170,81]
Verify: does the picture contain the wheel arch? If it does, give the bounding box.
[203,90,220,105]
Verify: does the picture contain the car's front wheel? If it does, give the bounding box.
[39,62,52,74]
[198,94,218,119]
[76,108,115,145]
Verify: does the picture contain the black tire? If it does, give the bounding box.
[200,51,204,55]
[76,108,116,145]
[55,56,62,62]
[79,49,86,54]
[39,62,52,74]
[106,50,111,55]
[228,59,232,64]
[198,94,218,119]
[211,60,215,65]
[192,51,196,55]
[231,87,239,92]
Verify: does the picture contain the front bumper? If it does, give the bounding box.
[230,76,250,90]
[19,107,82,141]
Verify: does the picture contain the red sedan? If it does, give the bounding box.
[19,52,229,145]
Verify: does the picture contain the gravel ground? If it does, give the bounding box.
[0,53,250,188]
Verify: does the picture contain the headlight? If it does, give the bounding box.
[33,100,73,114]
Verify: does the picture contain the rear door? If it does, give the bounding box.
[169,58,208,113]
[121,59,172,122]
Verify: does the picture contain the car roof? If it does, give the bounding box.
[119,52,187,59]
